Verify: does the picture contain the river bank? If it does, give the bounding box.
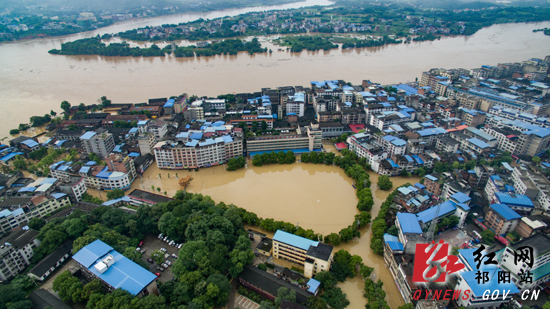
[2,20,550,139]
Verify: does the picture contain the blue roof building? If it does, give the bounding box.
[396,213,422,234]
[493,192,534,211]
[72,240,156,296]
[416,201,458,226]
[450,192,471,205]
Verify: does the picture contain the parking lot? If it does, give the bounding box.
[140,234,181,283]
[234,294,260,309]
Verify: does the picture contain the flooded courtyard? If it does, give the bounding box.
[89,159,418,308]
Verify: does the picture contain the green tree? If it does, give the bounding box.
[452,161,460,169]
[28,217,46,230]
[261,120,268,131]
[258,263,267,271]
[398,304,415,309]
[322,287,349,309]
[377,175,393,190]
[60,100,71,112]
[533,156,541,164]
[52,271,84,303]
[451,246,459,256]
[481,229,495,244]
[306,296,329,309]
[314,271,335,289]
[274,287,296,307]
[50,110,57,116]
[106,188,125,200]
[100,96,112,107]
[78,103,86,111]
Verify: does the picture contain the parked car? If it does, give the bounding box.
[136,247,141,251]
[158,233,163,239]
[169,240,175,246]
[177,244,183,249]
[172,254,178,259]
[139,241,144,247]
[164,253,170,259]
[161,263,169,268]
[156,267,164,272]
[140,249,146,254]
[155,272,161,277]
[160,248,167,252]
[165,260,172,266]
[147,258,154,263]
[163,237,168,242]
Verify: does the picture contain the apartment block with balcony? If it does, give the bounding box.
[272,230,333,279]
[28,193,71,219]
[485,203,521,235]
[80,131,115,159]
[247,124,321,154]
[513,165,550,211]
[0,228,40,281]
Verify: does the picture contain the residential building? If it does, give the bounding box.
[395,213,422,249]
[154,135,243,169]
[138,133,156,155]
[127,189,173,206]
[460,108,486,127]
[0,228,40,281]
[515,217,548,238]
[318,122,345,138]
[512,165,550,211]
[80,131,115,159]
[147,120,168,140]
[28,240,72,281]
[485,117,550,156]
[485,204,521,235]
[455,248,519,308]
[72,239,158,296]
[416,200,470,229]
[272,230,333,278]
[0,205,29,234]
[377,135,407,156]
[229,114,274,130]
[58,176,87,203]
[28,193,71,219]
[247,125,321,155]
[106,154,137,183]
[491,192,534,214]
[500,234,550,290]
[79,164,134,191]
[347,133,388,167]
[424,174,443,196]
[29,289,72,309]
[484,174,515,201]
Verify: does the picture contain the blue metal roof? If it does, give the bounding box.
[21,140,39,148]
[490,204,521,220]
[102,196,131,206]
[460,269,519,297]
[383,234,404,251]
[414,183,425,189]
[494,192,534,207]
[425,175,437,181]
[273,230,318,251]
[190,133,203,140]
[468,138,491,149]
[72,240,156,295]
[450,192,471,203]
[222,135,233,143]
[0,152,24,162]
[387,159,399,168]
[80,131,96,140]
[411,155,424,165]
[397,213,422,234]
[185,140,199,147]
[79,166,91,173]
[416,201,457,224]
[307,279,321,294]
[51,193,67,199]
[128,152,140,157]
[163,99,175,108]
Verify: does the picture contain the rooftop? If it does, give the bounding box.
[72,240,156,295]
[273,230,319,251]
[489,204,521,221]
[397,213,423,234]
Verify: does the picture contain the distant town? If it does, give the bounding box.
[1,55,550,309]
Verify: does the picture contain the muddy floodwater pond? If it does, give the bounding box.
[87,160,419,308]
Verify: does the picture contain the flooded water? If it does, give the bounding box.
[1,13,550,137]
[89,161,418,308]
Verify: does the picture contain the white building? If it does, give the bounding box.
[0,228,41,281]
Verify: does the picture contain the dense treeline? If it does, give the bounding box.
[48,36,267,57]
[370,185,410,255]
[252,150,296,166]
[276,36,338,52]
[227,156,247,171]
[341,36,402,49]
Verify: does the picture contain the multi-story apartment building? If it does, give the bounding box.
[229,115,274,130]
[424,174,443,196]
[460,108,486,127]
[106,154,137,183]
[484,174,515,201]
[80,131,115,159]
[488,106,550,128]
[370,111,413,131]
[341,108,366,125]
[272,230,333,278]
[0,207,29,234]
[147,120,168,140]
[285,92,305,117]
[0,228,40,281]
[484,117,550,156]
[512,165,550,211]
[500,234,550,290]
[347,133,388,167]
[364,103,398,121]
[154,135,243,169]
[28,193,71,219]
[482,125,521,154]
[455,248,518,308]
[377,135,406,156]
[79,164,134,191]
[247,124,321,154]
[138,132,156,155]
[485,203,521,235]
[58,176,87,203]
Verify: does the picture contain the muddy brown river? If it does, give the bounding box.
[88,160,418,308]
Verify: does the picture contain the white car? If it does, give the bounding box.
[169,240,175,246]
[164,253,170,259]
[160,248,167,252]
[172,254,178,259]
[163,237,168,242]
[165,260,172,266]
[177,244,183,249]
[158,233,163,239]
